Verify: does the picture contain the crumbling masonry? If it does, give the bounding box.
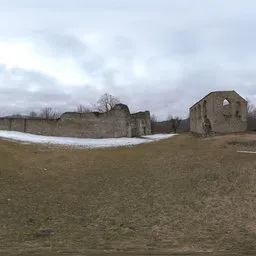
[0,104,151,138]
[189,90,247,135]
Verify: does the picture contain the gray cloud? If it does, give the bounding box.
[0,0,256,120]
[32,31,87,58]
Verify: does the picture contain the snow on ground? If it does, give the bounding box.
[0,131,178,148]
[237,150,256,154]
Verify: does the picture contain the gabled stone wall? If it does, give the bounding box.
[189,90,248,135]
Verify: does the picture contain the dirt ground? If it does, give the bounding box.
[1,133,256,255]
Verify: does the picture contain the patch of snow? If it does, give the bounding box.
[237,150,256,154]
[143,134,178,140]
[0,131,177,148]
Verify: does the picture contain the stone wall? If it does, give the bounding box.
[0,118,59,136]
[0,118,10,130]
[26,119,57,135]
[131,111,151,137]
[189,90,248,134]
[151,120,172,134]
[54,111,117,138]
[0,104,151,138]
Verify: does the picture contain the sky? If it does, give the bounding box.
[1,0,256,120]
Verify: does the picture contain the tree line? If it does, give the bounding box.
[150,114,183,133]
[247,99,256,131]
[7,93,121,119]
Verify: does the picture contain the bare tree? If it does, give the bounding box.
[247,99,256,118]
[246,98,255,115]
[151,114,158,123]
[40,107,52,119]
[29,111,38,118]
[10,113,23,118]
[40,107,60,119]
[246,99,256,131]
[167,115,182,133]
[76,104,92,113]
[250,108,256,120]
[96,93,120,112]
[253,109,256,118]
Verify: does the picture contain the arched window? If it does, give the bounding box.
[223,98,232,117]
[223,99,230,106]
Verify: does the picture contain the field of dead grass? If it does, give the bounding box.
[1,133,256,255]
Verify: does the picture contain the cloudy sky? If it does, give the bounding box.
[1,0,256,120]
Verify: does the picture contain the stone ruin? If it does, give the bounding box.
[189,90,248,136]
[3,90,248,139]
[0,104,151,138]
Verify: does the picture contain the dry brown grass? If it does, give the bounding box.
[1,133,256,255]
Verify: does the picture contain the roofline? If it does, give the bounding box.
[189,90,247,110]
[232,91,247,102]
[131,110,150,115]
[189,91,215,109]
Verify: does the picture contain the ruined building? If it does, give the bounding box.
[189,90,247,135]
[0,104,151,138]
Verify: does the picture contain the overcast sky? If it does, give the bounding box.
[1,0,256,120]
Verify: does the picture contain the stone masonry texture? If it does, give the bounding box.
[189,90,248,134]
[0,104,151,138]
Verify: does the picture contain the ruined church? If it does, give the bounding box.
[190,90,248,135]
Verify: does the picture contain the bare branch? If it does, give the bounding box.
[167,114,182,133]
[76,104,92,113]
[246,98,256,116]
[29,111,38,118]
[96,93,120,113]
[39,107,60,119]
[9,113,23,118]
[151,114,158,123]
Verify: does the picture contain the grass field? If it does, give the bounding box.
[1,133,256,255]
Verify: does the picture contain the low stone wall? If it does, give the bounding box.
[0,104,151,138]
[0,118,58,136]
[0,118,9,130]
